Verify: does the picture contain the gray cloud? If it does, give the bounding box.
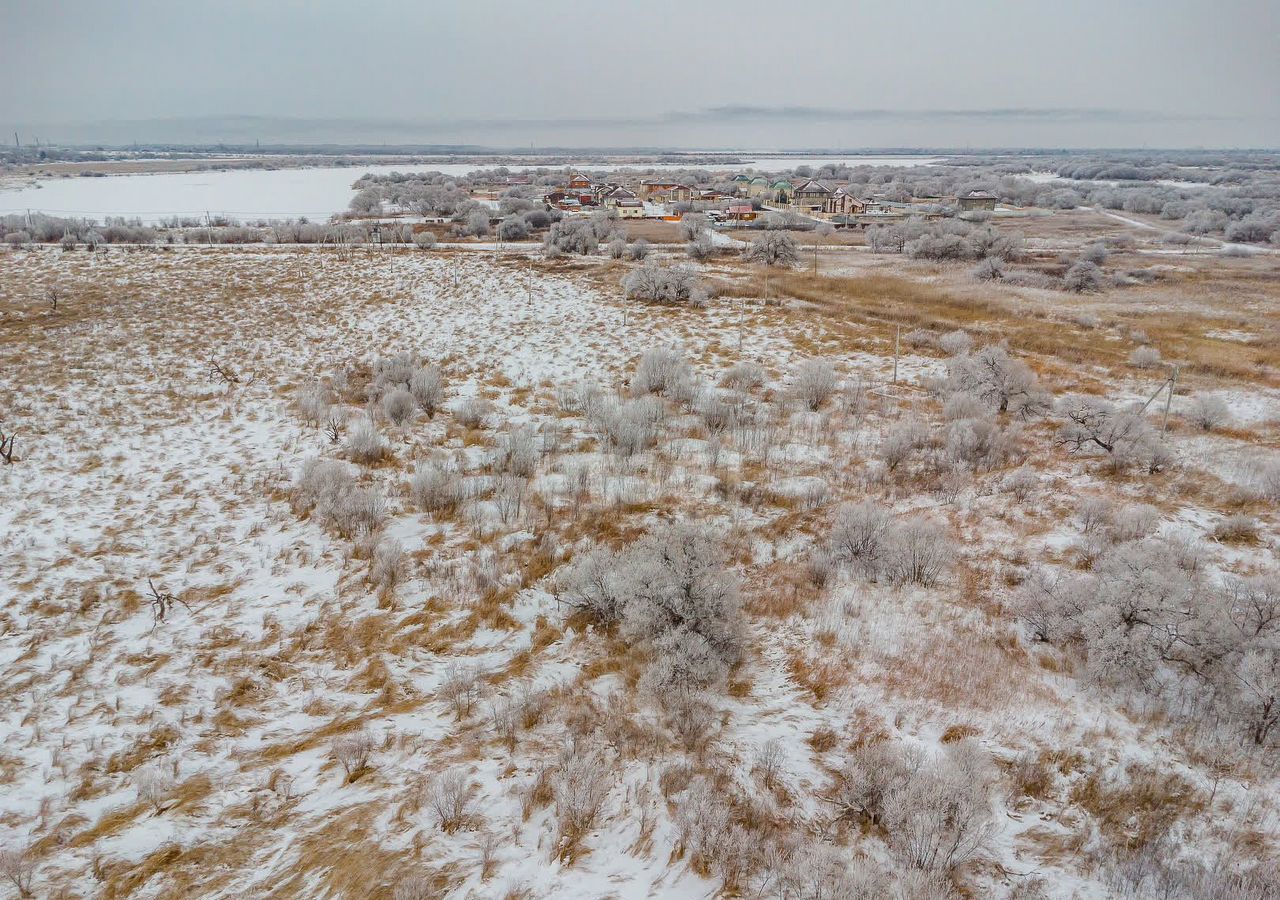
[3,0,1277,148]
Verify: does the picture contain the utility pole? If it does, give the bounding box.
[205,211,213,247]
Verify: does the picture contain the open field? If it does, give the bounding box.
[1,232,1278,899]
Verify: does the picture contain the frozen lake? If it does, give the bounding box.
[0,155,943,225]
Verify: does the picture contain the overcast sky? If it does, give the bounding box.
[4,0,1278,148]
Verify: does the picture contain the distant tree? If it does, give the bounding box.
[744,231,799,267]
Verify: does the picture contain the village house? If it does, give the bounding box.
[956,190,998,211]
[823,186,866,217]
[770,179,793,203]
[727,203,757,222]
[791,179,832,212]
[613,199,645,219]
[639,179,682,198]
[601,186,639,209]
[566,171,592,191]
[746,176,772,198]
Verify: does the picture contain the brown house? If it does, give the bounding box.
[792,179,833,211]
[823,187,866,217]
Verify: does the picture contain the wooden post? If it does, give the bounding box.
[893,325,901,385]
[1162,365,1179,436]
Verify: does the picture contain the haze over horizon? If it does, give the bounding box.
[4,0,1279,149]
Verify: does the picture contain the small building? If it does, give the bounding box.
[614,199,645,219]
[956,190,998,211]
[566,172,592,190]
[747,176,772,198]
[727,204,757,222]
[771,179,793,203]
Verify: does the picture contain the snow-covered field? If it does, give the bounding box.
[0,245,1277,899]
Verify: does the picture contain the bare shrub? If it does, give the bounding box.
[560,524,743,702]
[944,416,1022,471]
[621,262,708,306]
[632,346,691,397]
[938,329,974,356]
[134,766,176,812]
[1213,514,1259,543]
[1056,396,1164,473]
[1111,504,1161,542]
[440,664,484,719]
[494,426,540,478]
[393,874,436,900]
[829,501,893,578]
[1077,497,1115,534]
[344,418,389,463]
[970,256,1005,281]
[411,462,463,514]
[942,393,986,422]
[429,768,477,833]
[1129,346,1162,369]
[412,231,437,250]
[295,457,387,537]
[1187,394,1230,431]
[1063,260,1105,293]
[410,366,445,417]
[883,518,953,587]
[722,361,765,392]
[297,380,332,426]
[454,397,490,429]
[1003,467,1039,501]
[371,538,406,592]
[904,328,935,349]
[791,358,837,410]
[0,846,35,899]
[626,240,650,261]
[879,419,929,471]
[383,388,417,426]
[332,730,375,780]
[607,237,626,259]
[553,748,613,852]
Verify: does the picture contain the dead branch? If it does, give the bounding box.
[146,577,194,626]
[0,427,15,464]
[209,359,256,387]
[325,416,343,444]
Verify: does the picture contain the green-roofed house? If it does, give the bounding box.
[771,179,793,203]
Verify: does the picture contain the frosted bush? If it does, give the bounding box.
[344,418,389,463]
[632,346,691,397]
[791,359,837,411]
[1111,504,1160,542]
[829,501,893,577]
[409,366,445,417]
[1129,346,1162,369]
[558,524,744,701]
[411,462,463,514]
[942,393,987,422]
[938,330,974,357]
[879,419,929,471]
[494,426,539,478]
[1187,394,1230,431]
[882,517,953,587]
[946,345,1049,417]
[454,397,490,428]
[296,380,332,426]
[370,538,405,592]
[722,360,765,392]
[382,388,416,426]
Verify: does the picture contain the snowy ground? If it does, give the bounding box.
[0,245,1276,899]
